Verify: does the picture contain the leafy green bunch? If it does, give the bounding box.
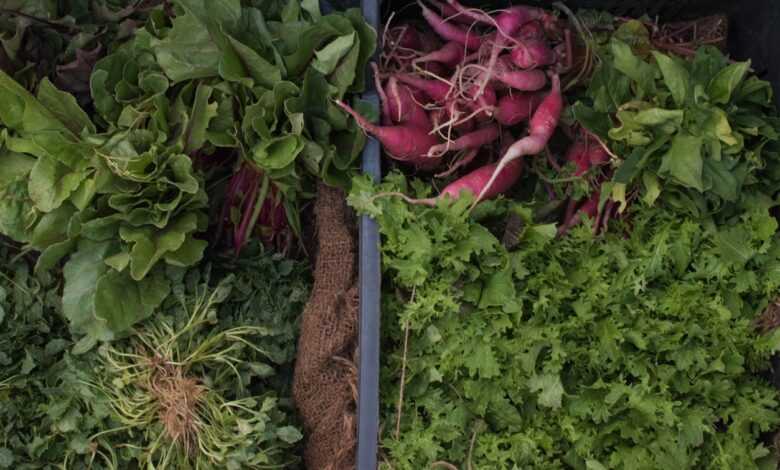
[0,69,207,350]
[0,0,163,105]
[0,0,374,344]
[0,239,310,469]
[570,21,780,218]
[350,172,780,470]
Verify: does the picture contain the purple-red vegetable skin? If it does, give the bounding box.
[414,41,466,67]
[387,78,432,130]
[427,124,500,156]
[419,1,482,50]
[335,100,440,166]
[510,39,555,69]
[492,66,547,91]
[475,74,563,202]
[440,159,524,200]
[396,73,451,103]
[495,92,543,126]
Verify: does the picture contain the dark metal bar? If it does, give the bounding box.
[357,0,382,467]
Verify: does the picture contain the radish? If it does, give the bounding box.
[509,39,555,69]
[419,1,482,50]
[444,0,543,37]
[335,100,440,166]
[427,124,500,157]
[435,147,479,178]
[440,158,524,200]
[431,104,475,134]
[566,137,609,176]
[558,191,600,237]
[414,41,466,68]
[383,158,524,206]
[492,66,547,91]
[387,78,432,130]
[418,29,444,53]
[374,65,392,125]
[428,0,479,26]
[495,92,542,126]
[464,84,497,119]
[396,73,452,103]
[443,0,543,90]
[475,74,563,204]
[565,139,589,176]
[518,21,545,40]
[420,61,448,77]
[388,24,422,50]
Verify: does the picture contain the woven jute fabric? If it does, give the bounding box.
[293,182,359,470]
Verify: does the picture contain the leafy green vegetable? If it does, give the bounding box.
[0,1,158,105]
[0,0,375,341]
[351,172,780,470]
[0,238,310,468]
[570,29,780,216]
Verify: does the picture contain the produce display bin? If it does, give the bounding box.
[356,0,780,468]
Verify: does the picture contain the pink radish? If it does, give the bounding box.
[418,29,444,53]
[420,61,448,77]
[396,73,452,103]
[475,74,563,204]
[509,39,555,69]
[518,21,545,40]
[335,100,440,167]
[565,139,589,176]
[388,25,422,50]
[427,124,500,157]
[566,138,609,176]
[440,158,524,200]
[431,104,475,134]
[428,0,479,26]
[414,41,466,67]
[387,78,432,130]
[444,0,544,37]
[373,64,392,125]
[492,66,547,91]
[388,158,525,205]
[558,191,600,236]
[464,84,497,119]
[419,1,482,50]
[495,92,543,126]
[375,135,523,205]
[435,147,479,178]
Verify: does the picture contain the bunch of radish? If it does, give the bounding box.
[556,130,614,236]
[337,0,575,204]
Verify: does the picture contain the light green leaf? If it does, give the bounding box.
[652,51,690,106]
[610,38,656,96]
[251,135,304,170]
[36,78,95,135]
[62,240,113,341]
[221,34,282,88]
[28,157,84,213]
[94,269,170,334]
[708,60,750,104]
[183,83,218,154]
[633,108,684,128]
[301,0,321,19]
[659,133,704,191]
[642,171,661,206]
[276,426,303,444]
[312,33,355,76]
[120,212,202,281]
[152,12,221,82]
[528,374,564,409]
